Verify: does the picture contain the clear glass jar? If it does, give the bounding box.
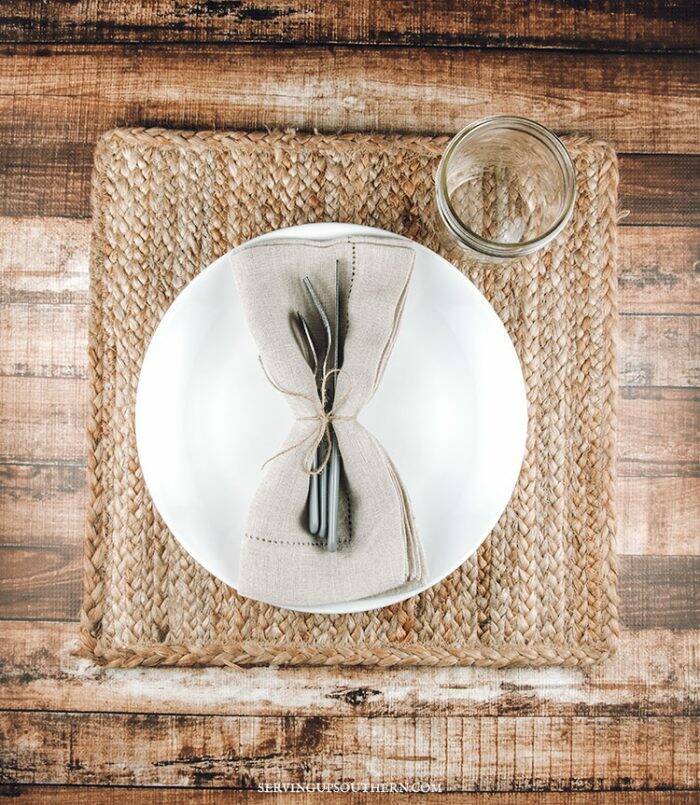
[435,116,576,262]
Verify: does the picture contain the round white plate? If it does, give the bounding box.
[136,223,527,614]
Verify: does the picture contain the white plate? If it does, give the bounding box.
[136,223,527,614]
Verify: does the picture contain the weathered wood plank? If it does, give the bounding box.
[0,142,94,221]
[3,149,698,223]
[2,463,695,555]
[1,710,697,790]
[618,388,699,477]
[0,302,87,378]
[0,550,694,625]
[617,476,699,555]
[1,0,698,52]
[0,219,86,299]
[4,148,698,222]
[2,301,695,385]
[0,544,80,619]
[618,227,700,315]
[2,224,699,467]
[0,301,82,378]
[0,621,696,719]
[3,219,698,312]
[618,155,700,227]
[3,789,698,805]
[0,47,695,200]
[0,462,86,546]
[2,219,698,399]
[0,377,87,464]
[1,381,696,470]
[4,378,697,470]
[0,217,89,303]
[618,556,699,631]
[618,314,698,387]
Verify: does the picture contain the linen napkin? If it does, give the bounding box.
[229,236,426,607]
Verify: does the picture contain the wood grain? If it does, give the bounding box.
[0,11,696,796]
[618,154,700,227]
[2,710,697,790]
[617,476,699,555]
[1,0,698,52]
[0,47,696,221]
[0,462,86,546]
[0,377,87,464]
[0,550,694,625]
[618,556,699,630]
[3,789,699,805]
[0,543,80,619]
[0,302,87,378]
[3,219,698,311]
[618,388,699,477]
[5,149,699,223]
[0,142,94,220]
[618,227,700,315]
[618,314,698,387]
[0,217,89,305]
[1,621,697,719]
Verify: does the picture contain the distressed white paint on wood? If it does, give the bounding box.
[1,621,696,718]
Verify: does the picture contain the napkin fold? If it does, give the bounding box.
[229,236,426,607]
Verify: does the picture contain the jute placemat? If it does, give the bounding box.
[80,127,619,667]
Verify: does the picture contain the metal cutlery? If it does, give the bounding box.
[326,261,342,552]
[302,275,333,542]
[295,311,321,536]
[299,268,342,550]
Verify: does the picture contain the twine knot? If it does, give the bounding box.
[258,359,355,474]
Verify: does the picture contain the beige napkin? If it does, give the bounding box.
[229,236,426,608]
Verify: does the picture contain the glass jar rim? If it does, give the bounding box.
[435,116,577,259]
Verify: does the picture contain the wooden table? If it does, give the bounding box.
[0,3,698,801]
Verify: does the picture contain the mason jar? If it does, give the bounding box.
[435,116,576,262]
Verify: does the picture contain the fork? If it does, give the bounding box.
[326,260,342,552]
[295,311,321,536]
[302,276,332,542]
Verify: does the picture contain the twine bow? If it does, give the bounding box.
[259,358,355,474]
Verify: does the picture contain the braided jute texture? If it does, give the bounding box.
[81,127,619,668]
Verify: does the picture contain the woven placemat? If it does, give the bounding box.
[80,127,619,668]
